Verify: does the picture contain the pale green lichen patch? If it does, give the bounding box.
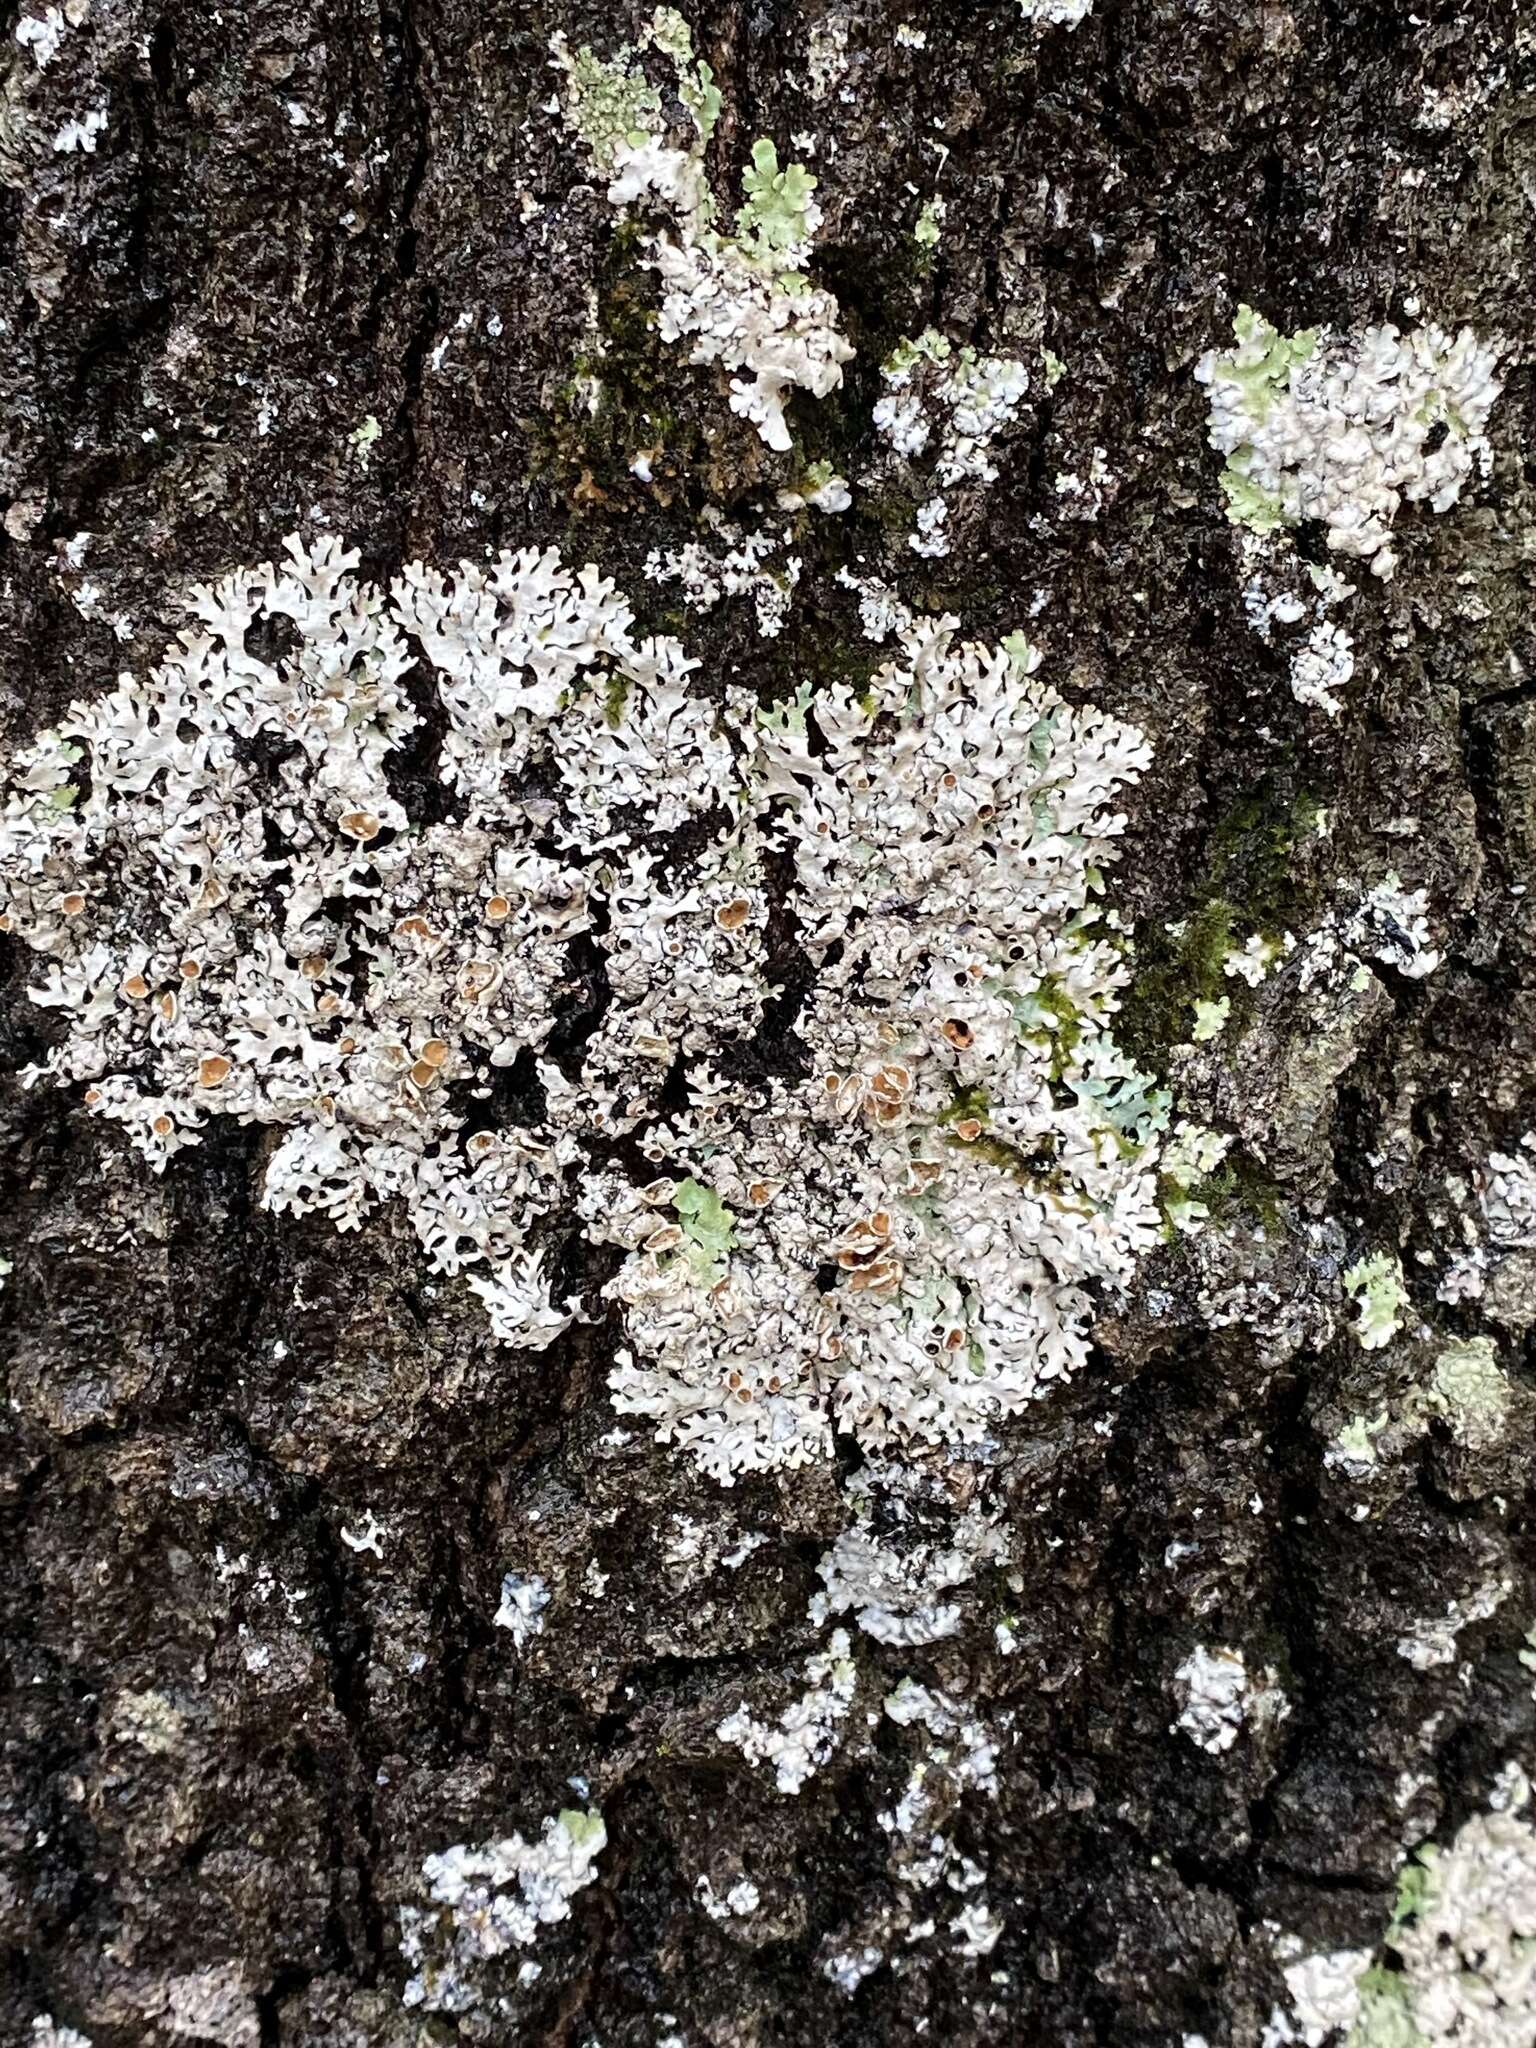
[736,140,820,262]
[1348,1967,1422,2047]
[1328,1408,1389,1476]
[549,33,662,169]
[1211,306,1322,427]
[348,414,382,469]
[882,329,953,377]
[673,1177,737,1272]
[1424,1335,1510,1449]
[1343,1251,1408,1351]
[1191,996,1230,1041]
[1273,1806,1536,2046]
[1158,1119,1233,1235]
[648,6,722,140]
[550,19,850,452]
[1203,309,1319,536]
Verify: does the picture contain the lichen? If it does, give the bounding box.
[0,543,1172,1491]
[551,20,852,452]
[1197,308,1504,576]
[1343,1251,1409,1352]
[399,1809,608,2014]
[1271,1806,1536,2048]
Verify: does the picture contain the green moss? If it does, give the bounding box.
[1117,779,1323,1063]
[769,625,885,708]
[937,1089,1070,1190]
[524,227,707,506]
[937,1083,992,1126]
[603,674,631,728]
[1171,1150,1286,1233]
[1026,974,1084,1080]
[944,1130,1046,1180]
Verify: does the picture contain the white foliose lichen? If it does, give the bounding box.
[1267,1807,1536,2048]
[0,536,720,1352]
[1345,876,1443,981]
[30,2022,94,2048]
[1172,1645,1289,1754]
[1160,1119,1234,1236]
[776,461,853,515]
[16,9,80,70]
[874,330,1031,552]
[494,1572,551,1648]
[588,616,1163,1481]
[1290,620,1356,718]
[1343,1251,1410,1351]
[644,510,802,638]
[399,1809,607,2014]
[1239,546,1361,717]
[1017,0,1094,24]
[0,546,1165,1490]
[551,14,852,452]
[696,1874,761,1922]
[1395,1573,1511,1671]
[1197,306,1504,577]
[1439,1132,1536,1307]
[835,565,913,643]
[1262,1946,1376,2047]
[1224,931,1295,987]
[810,1464,1010,1646]
[716,1630,857,1794]
[875,1677,1008,1970]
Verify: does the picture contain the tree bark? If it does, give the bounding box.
[2,2,1533,2044]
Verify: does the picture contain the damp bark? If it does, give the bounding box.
[1,3,1534,2046]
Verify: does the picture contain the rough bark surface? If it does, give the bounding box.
[1,2,1533,2045]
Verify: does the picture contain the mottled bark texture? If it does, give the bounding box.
[1,2,1534,2045]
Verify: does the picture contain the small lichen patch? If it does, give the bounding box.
[717,1632,857,1793]
[1425,1336,1510,1450]
[551,19,852,452]
[1269,1808,1536,2047]
[400,1810,607,2015]
[874,333,1030,553]
[1171,1644,1288,1754]
[1343,1251,1409,1351]
[1197,308,1503,576]
[1016,0,1094,24]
